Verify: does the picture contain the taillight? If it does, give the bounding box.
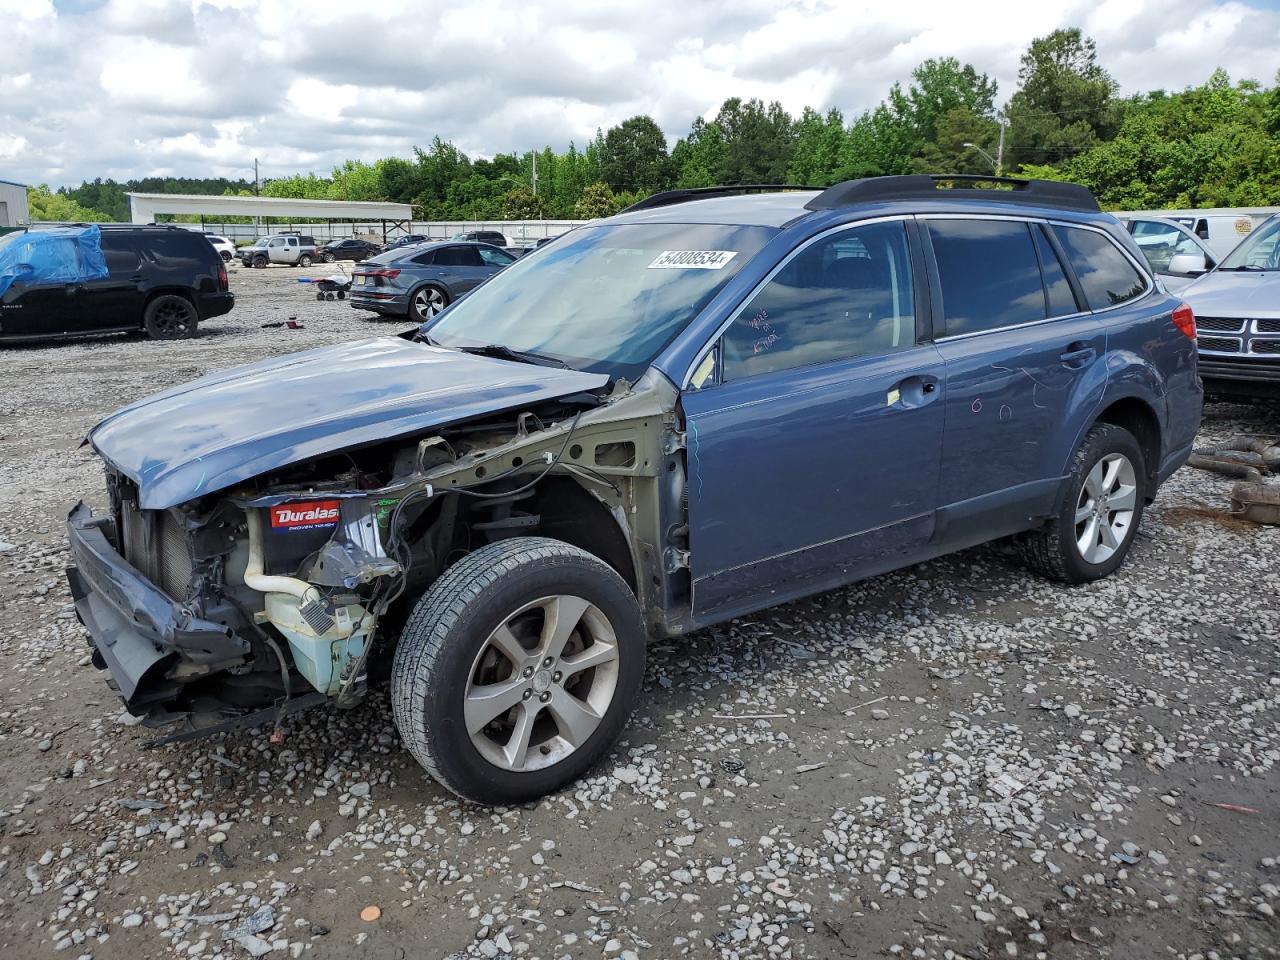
[358,268,400,279]
[218,265,228,290]
[1172,302,1196,339]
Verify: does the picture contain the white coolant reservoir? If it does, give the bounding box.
[264,593,368,696]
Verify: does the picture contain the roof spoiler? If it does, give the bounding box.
[804,175,1101,213]
[622,184,821,214]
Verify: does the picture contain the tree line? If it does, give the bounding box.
[30,28,1280,224]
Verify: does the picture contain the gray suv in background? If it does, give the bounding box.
[349,241,516,321]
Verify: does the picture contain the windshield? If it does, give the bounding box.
[1220,217,1280,270]
[426,222,775,381]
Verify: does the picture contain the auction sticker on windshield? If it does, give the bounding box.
[648,250,738,269]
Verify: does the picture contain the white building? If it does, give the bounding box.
[0,179,29,228]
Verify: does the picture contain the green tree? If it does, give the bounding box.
[1004,28,1119,168]
[26,185,111,222]
[911,107,1001,175]
[501,185,546,219]
[890,57,998,156]
[672,117,729,186]
[711,98,796,183]
[573,182,620,219]
[788,107,846,185]
[599,116,675,194]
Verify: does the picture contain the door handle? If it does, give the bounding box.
[1059,343,1096,368]
[129,275,144,282]
[890,375,941,409]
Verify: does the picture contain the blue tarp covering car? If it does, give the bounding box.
[0,225,109,297]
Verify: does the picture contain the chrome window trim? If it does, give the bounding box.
[920,213,1156,343]
[680,214,913,389]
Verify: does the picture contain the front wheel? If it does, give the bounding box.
[323,253,335,263]
[1018,423,1146,583]
[252,255,267,269]
[143,294,198,340]
[391,538,646,804]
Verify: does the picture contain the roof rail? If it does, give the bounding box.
[805,175,1100,213]
[622,184,821,213]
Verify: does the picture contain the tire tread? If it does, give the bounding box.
[390,537,641,802]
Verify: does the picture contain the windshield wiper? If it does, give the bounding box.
[457,343,571,369]
[1222,264,1271,271]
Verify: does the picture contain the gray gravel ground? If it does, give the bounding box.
[0,262,1278,960]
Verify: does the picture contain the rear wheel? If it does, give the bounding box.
[391,538,646,804]
[1018,424,1146,583]
[336,290,346,300]
[143,294,198,340]
[323,253,335,263]
[410,284,448,322]
[220,250,232,262]
[299,254,313,267]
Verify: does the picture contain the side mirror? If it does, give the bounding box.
[1167,252,1208,276]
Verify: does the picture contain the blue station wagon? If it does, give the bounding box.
[67,176,1202,803]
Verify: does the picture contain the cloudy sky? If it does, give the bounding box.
[3,0,1280,188]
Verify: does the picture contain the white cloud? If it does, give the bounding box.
[2,0,1278,187]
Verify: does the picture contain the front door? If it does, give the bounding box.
[681,219,945,620]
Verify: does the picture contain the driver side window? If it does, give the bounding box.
[721,221,915,382]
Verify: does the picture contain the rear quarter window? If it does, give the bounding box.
[1051,225,1147,309]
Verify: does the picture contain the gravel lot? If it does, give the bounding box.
[1,262,1278,960]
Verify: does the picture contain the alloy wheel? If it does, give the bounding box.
[463,595,620,772]
[414,286,446,319]
[1074,452,1138,564]
[152,299,195,337]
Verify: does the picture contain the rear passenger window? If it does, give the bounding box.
[436,246,484,267]
[929,220,1044,336]
[1033,226,1079,316]
[721,220,915,381]
[411,251,436,266]
[1051,226,1146,308]
[100,236,141,273]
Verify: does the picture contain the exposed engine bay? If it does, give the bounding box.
[70,369,691,737]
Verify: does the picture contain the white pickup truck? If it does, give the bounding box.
[239,234,320,268]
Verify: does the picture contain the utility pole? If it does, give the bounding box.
[531,152,538,196]
[254,158,260,196]
[995,122,1006,177]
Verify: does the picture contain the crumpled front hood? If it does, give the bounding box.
[90,337,609,509]
[1182,270,1280,318]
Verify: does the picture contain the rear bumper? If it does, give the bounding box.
[349,293,407,317]
[65,501,248,712]
[198,291,235,320]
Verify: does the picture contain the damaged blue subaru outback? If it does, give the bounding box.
[67,176,1203,804]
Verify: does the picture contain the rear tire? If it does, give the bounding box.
[409,284,448,322]
[143,294,198,340]
[337,290,346,300]
[391,538,646,805]
[1018,423,1146,584]
[299,254,313,267]
[220,250,232,262]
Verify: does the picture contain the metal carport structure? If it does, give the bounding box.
[126,193,414,241]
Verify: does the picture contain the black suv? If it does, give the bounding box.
[452,230,508,246]
[0,226,234,342]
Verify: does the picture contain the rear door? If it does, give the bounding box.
[924,217,1107,543]
[433,245,489,292]
[82,233,147,330]
[681,218,945,619]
